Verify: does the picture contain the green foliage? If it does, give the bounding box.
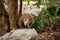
[43,8,53,18]
[43,7,59,19]
[49,0,54,6]
[26,0,30,5]
[42,6,60,25]
[26,0,41,8]
[31,16,45,31]
[36,0,41,8]
[54,7,59,18]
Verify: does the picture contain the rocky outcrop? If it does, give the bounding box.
[0,29,38,40]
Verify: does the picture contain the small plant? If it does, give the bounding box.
[31,16,45,32]
[43,7,59,19]
[42,6,60,25]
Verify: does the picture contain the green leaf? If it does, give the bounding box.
[54,7,59,17]
[43,8,53,18]
[31,16,44,31]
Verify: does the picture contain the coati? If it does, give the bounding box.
[18,13,34,28]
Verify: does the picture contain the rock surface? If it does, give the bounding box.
[0,29,38,40]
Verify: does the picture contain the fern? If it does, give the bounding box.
[43,7,59,19]
[43,8,53,18]
[31,16,44,31]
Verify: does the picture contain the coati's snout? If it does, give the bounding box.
[23,16,33,27]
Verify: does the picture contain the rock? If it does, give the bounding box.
[0,29,38,40]
[0,33,9,40]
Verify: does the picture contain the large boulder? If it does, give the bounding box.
[0,29,38,40]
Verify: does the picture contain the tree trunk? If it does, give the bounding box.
[8,0,18,30]
[0,0,9,36]
[18,0,22,17]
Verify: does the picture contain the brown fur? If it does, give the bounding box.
[18,13,34,28]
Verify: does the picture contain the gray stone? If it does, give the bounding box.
[0,29,38,40]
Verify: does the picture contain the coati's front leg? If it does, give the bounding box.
[18,20,25,28]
